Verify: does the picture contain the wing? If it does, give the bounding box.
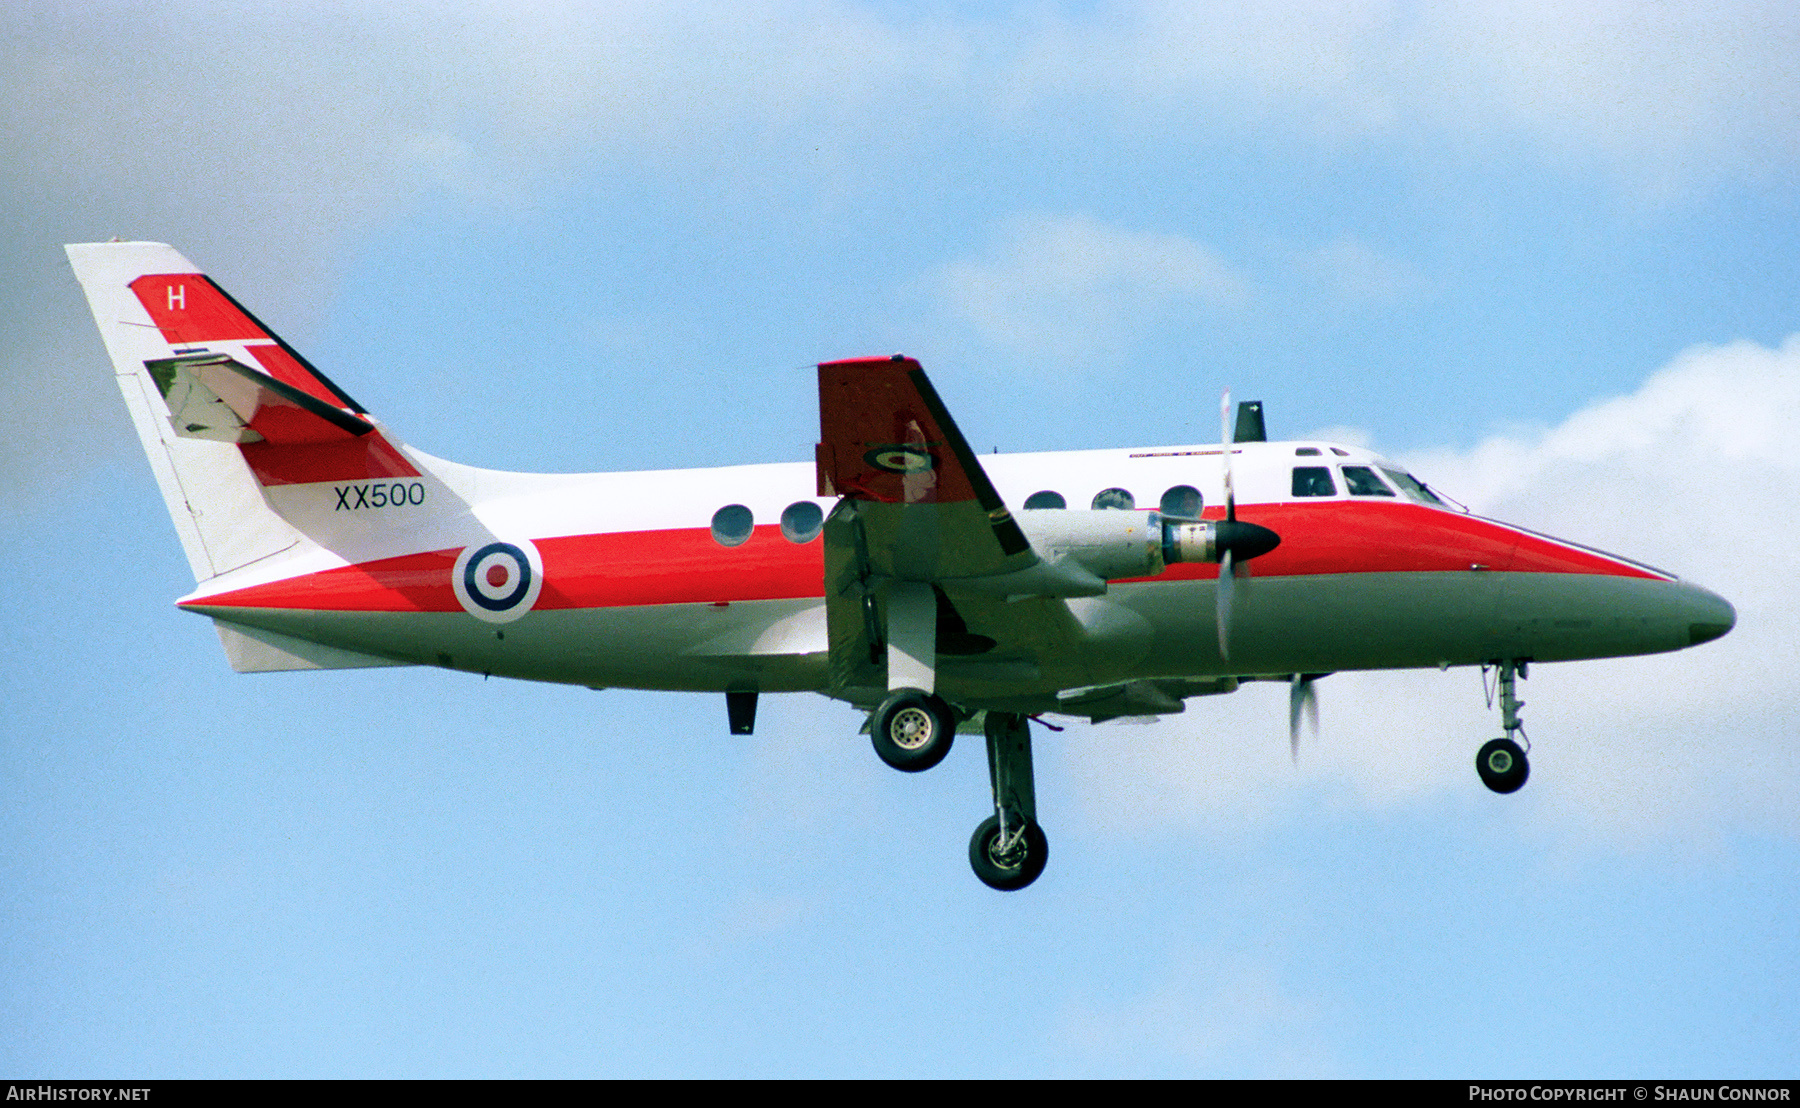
[816,357,1091,700]
[816,355,1029,579]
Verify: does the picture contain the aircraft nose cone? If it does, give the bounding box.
[1686,584,1736,646]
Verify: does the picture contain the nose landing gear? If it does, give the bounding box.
[1477,660,1531,794]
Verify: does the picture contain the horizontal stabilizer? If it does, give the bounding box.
[146,353,374,444]
[127,270,366,413]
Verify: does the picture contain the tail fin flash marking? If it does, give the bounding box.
[132,286,423,486]
[240,431,420,486]
[71,241,421,585]
[128,272,366,413]
[131,273,264,343]
[243,343,359,413]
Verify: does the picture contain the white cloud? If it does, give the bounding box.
[1068,336,1800,849]
[933,214,1247,361]
[9,1,1795,272]
[2,0,950,490]
[1005,0,1800,194]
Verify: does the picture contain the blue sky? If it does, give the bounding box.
[4,0,1798,1077]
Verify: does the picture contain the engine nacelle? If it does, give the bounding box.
[1015,509,1281,582]
[1015,509,1165,580]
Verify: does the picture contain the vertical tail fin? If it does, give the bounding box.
[69,242,298,581]
[66,241,418,583]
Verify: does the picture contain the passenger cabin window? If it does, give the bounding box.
[1023,490,1066,509]
[1381,468,1447,506]
[710,503,755,546]
[780,500,824,543]
[1292,467,1337,497]
[1159,485,1203,519]
[1340,466,1395,496]
[1092,487,1135,510]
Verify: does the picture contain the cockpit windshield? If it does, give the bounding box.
[1380,468,1446,506]
[1341,466,1394,496]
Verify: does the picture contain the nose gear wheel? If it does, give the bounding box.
[1477,660,1532,794]
[1476,736,1530,794]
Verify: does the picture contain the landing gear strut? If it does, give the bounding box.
[969,712,1049,890]
[1477,660,1531,794]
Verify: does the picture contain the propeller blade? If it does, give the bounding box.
[1217,388,1240,659]
[1287,673,1319,762]
[1216,548,1234,660]
[1219,389,1236,522]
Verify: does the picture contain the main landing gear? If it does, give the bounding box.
[868,698,1050,890]
[970,711,1049,891]
[1477,660,1531,794]
[869,582,1048,889]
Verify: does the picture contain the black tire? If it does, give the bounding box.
[968,814,1049,891]
[870,690,955,772]
[1476,737,1530,794]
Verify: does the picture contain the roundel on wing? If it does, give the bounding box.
[452,539,545,623]
[864,445,936,474]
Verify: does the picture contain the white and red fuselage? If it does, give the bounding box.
[70,241,1734,722]
[173,438,1733,712]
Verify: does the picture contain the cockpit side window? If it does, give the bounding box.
[1341,466,1395,496]
[1380,468,1446,506]
[1292,466,1336,497]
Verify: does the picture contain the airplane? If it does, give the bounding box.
[67,240,1737,891]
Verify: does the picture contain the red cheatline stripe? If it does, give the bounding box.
[183,525,828,612]
[1133,501,1664,582]
[182,502,1661,613]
